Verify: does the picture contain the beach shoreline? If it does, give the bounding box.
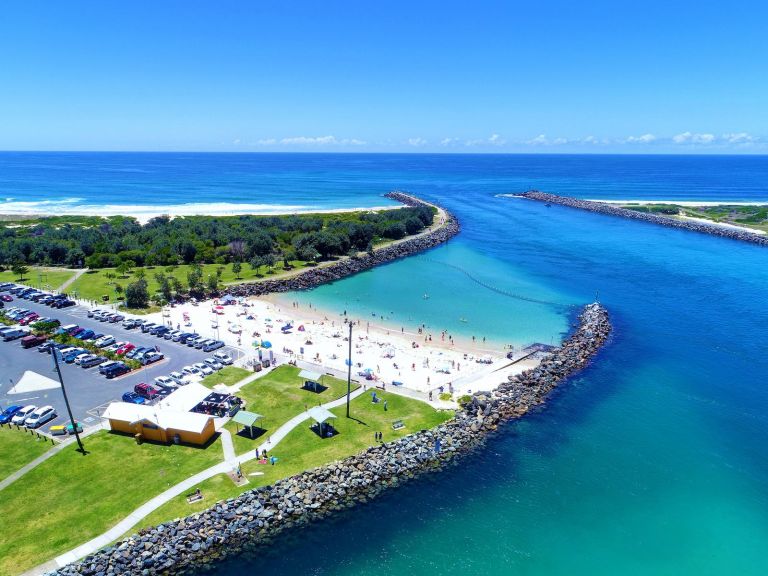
[0,203,403,225]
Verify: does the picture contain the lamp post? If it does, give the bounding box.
[346,321,352,418]
[49,343,86,454]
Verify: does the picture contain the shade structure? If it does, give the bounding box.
[307,406,336,424]
[232,410,263,427]
[298,369,323,382]
[8,370,60,394]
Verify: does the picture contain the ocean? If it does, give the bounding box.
[3,153,768,575]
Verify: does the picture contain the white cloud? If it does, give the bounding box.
[232,138,242,145]
[722,132,758,144]
[488,133,506,146]
[526,134,550,145]
[252,135,367,146]
[255,138,277,145]
[407,137,427,147]
[673,131,715,144]
[440,137,460,146]
[625,133,656,144]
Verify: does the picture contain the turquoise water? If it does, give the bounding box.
[3,153,768,574]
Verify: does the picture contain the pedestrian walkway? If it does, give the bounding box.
[39,386,367,573]
[0,423,106,493]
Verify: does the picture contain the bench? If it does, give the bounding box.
[391,419,405,431]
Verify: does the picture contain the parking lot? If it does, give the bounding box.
[0,295,240,429]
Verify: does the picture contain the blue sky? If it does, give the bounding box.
[1,1,766,153]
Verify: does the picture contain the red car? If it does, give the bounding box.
[134,383,161,399]
[19,313,40,326]
[116,343,136,356]
[0,295,12,302]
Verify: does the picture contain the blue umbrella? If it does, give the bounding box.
[261,340,272,348]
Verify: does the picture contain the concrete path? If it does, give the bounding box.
[0,423,106,492]
[58,268,87,292]
[219,427,235,461]
[43,386,367,572]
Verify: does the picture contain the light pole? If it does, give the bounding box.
[346,321,352,418]
[49,343,86,454]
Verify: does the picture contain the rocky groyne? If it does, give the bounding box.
[55,303,611,576]
[226,192,460,298]
[518,190,768,247]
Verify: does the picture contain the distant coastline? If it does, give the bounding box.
[514,191,768,247]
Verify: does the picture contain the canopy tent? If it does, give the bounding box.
[231,410,264,439]
[8,370,60,394]
[308,406,337,438]
[220,294,237,304]
[299,369,325,393]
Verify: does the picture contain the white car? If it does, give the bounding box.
[203,358,224,371]
[169,371,191,385]
[73,353,92,365]
[25,405,56,428]
[11,405,38,425]
[182,365,202,377]
[212,351,234,365]
[105,341,127,352]
[164,330,181,341]
[95,335,115,347]
[153,376,178,391]
[194,362,214,376]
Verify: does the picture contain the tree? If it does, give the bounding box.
[263,253,276,271]
[11,263,29,281]
[116,260,135,277]
[366,241,375,257]
[249,255,263,275]
[232,261,242,279]
[134,268,146,281]
[186,264,205,298]
[207,273,219,292]
[125,278,149,308]
[154,272,173,302]
[297,245,320,263]
[170,277,184,297]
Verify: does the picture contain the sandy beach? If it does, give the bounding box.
[144,295,537,400]
[0,203,403,225]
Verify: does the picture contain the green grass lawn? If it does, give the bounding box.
[0,430,224,576]
[223,365,359,456]
[200,366,252,389]
[67,261,309,307]
[0,267,78,291]
[137,390,453,532]
[0,425,55,482]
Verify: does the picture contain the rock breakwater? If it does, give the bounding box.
[54,303,611,576]
[226,192,460,298]
[519,191,768,247]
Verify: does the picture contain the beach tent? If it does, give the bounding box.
[261,340,272,348]
[231,410,264,439]
[299,369,325,392]
[308,406,336,438]
[220,294,237,305]
[8,370,60,394]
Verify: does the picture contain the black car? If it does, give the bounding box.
[104,363,131,379]
[154,326,170,337]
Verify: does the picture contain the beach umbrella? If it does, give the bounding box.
[262,341,272,348]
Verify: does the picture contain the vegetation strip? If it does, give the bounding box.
[53,302,610,576]
[518,191,768,247]
[227,193,460,297]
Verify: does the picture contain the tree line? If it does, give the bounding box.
[0,205,435,270]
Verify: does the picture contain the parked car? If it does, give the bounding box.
[194,362,214,375]
[75,329,95,340]
[213,351,234,365]
[169,371,191,385]
[142,351,164,365]
[182,365,202,377]
[2,327,29,341]
[122,318,142,329]
[11,405,38,425]
[141,323,158,333]
[87,308,104,318]
[202,340,224,352]
[0,294,12,302]
[25,406,57,428]
[74,353,95,365]
[80,355,107,369]
[134,382,161,399]
[108,314,125,323]
[95,335,115,347]
[104,363,131,379]
[21,334,47,348]
[63,348,88,363]
[18,313,40,325]
[115,343,136,355]
[0,405,23,424]
[154,326,170,337]
[178,332,198,344]
[153,376,178,392]
[164,330,181,341]
[204,357,224,371]
[98,360,119,374]
[126,346,147,359]
[121,392,146,404]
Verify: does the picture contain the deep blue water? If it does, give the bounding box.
[3,153,767,574]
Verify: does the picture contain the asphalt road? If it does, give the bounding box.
[0,298,238,429]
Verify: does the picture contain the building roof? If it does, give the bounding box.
[155,382,210,412]
[232,410,263,427]
[101,402,212,434]
[307,406,336,423]
[298,369,323,382]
